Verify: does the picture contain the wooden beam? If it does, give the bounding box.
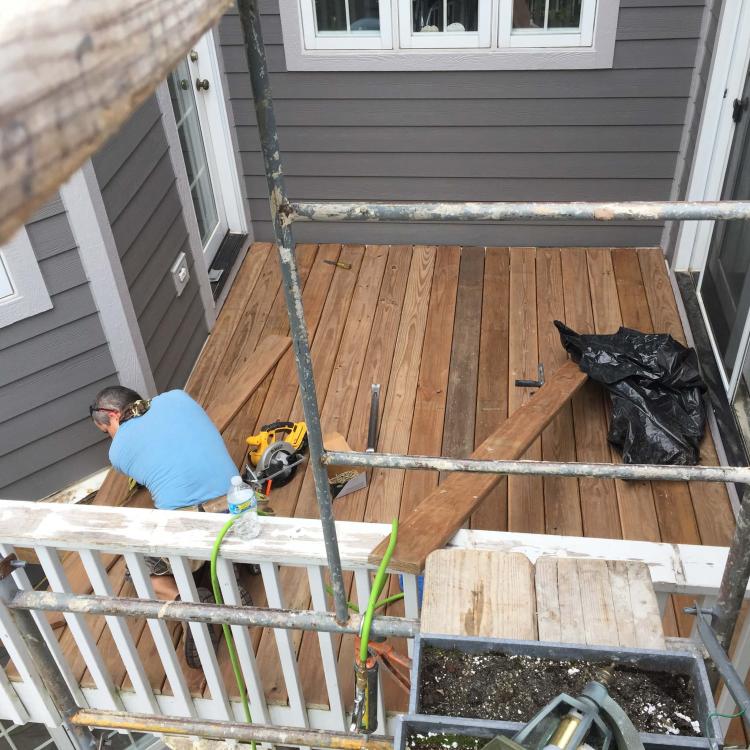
[368,360,588,573]
[0,0,232,243]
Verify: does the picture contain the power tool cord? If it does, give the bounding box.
[359,518,398,664]
[209,514,256,750]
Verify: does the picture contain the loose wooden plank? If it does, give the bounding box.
[369,360,588,573]
[203,335,292,434]
[186,243,272,404]
[472,247,510,531]
[607,561,637,647]
[587,249,661,544]
[537,248,582,536]
[535,555,562,643]
[420,550,536,639]
[625,561,666,649]
[554,557,587,644]
[560,248,620,539]
[508,247,544,533]
[577,559,619,646]
[637,248,734,549]
[442,247,484,476]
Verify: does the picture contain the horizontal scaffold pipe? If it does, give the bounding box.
[8,590,418,639]
[323,451,750,484]
[71,709,394,750]
[285,200,750,224]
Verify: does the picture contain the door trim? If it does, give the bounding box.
[155,81,216,331]
[673,0,750,272]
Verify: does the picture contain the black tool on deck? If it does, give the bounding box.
[366,384,380,453]
[515,363,545,389]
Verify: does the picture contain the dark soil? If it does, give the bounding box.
[419,647,701,737]
[406,732,485,750]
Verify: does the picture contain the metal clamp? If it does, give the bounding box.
[0,553,25,581]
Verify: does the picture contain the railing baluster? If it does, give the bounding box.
[353,569,386,734]
[34,547,121,711]
[0,544,84,706]
[401,574,420,658]
[259,563,308,727]
[123,552,195,717]
[307,565,346,730]
[168,555,232,719]
[0,658,29,725]
[215,557,271,724]
[78,550,158,714]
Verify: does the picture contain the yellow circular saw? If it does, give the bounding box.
[245,421,308,487]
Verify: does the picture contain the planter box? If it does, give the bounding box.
[405,634,722,750]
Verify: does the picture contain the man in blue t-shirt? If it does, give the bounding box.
[90,385,244,667]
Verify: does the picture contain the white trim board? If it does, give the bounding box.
[673,0,750,272]
[0,226,52,328]
[61,163,157,399]
[154,81,216,332]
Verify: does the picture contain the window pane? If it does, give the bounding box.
[350,0,380,30]
[548,0,581,28]
[0,256,14,300]
[315,0,347,31]
[315,0,380,31]
[513,0,582,29]
[412,0,478,32]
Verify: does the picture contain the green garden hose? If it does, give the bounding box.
[359,518,398,664]
[209,514,255,750]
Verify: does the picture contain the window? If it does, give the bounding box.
[399,0,492,49]
[499,0,596,48]
[281,0,616,70]
[0,227,52,328]
[299,0,392,49]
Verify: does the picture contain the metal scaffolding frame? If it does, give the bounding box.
[5,0,750,746]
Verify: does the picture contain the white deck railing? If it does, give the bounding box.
[0,498,745,738]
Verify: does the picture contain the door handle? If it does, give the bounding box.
[732,97,748,123]
[196,78,210,92]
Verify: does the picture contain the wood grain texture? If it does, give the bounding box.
[0,0,233,243]
[421,550,536,639]
[472,247,510,531]
[508,248,544,533]
[537,248,581,536]
[560,248,620,539]
[369,360,587,573]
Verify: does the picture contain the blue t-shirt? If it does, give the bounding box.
[109,390,237,510]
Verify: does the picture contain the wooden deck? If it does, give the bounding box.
[43,243,736,721]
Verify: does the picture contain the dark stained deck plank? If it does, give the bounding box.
[507,247,544,533]
[472,247,509,531]
[537,247,582,536]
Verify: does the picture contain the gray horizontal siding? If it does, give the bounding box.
[218,1,706,247]
[92,96,208,392]
[0,200,118,500]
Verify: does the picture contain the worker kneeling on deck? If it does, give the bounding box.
[90,385,249,668]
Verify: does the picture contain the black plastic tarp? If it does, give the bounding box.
[555,321,706,465]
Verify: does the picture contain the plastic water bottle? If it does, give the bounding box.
[227,475,261,540]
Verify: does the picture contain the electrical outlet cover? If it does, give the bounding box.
[170,252,189,297]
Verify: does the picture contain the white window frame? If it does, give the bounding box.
[299,0,393,49]
[280,0,619,71]
[498,0,596,49]
[0,226,52,329]
[398,0,491,49]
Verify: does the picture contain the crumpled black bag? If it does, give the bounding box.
[554,321,706,465]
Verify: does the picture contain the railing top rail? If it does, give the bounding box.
[0,499,741,596]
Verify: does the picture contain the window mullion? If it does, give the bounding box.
[544,0,550,30]
[345,0,351,32]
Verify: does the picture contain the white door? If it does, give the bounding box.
[167,31,246,266]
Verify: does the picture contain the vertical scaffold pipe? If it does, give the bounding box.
[712,486,750,653]
[236,0,349,624]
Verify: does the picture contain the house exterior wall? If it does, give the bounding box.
[0,199,119,501]
[217,0,707,247]
[91,95,209,393]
